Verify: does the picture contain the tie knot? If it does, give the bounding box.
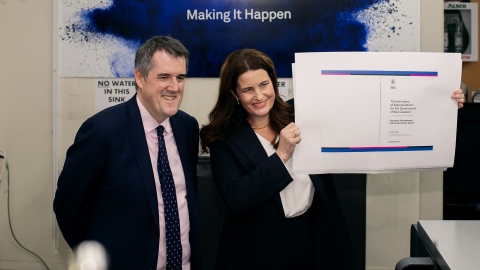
[156,125,165,135]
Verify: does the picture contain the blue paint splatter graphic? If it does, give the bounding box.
[61,0,412,77]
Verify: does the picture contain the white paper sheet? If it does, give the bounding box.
[292,52,461,174]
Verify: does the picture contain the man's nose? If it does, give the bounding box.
[166,77,179,92]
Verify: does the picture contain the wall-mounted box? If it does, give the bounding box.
[444,2,478,62]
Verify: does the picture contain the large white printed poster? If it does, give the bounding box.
[292,52,462,174]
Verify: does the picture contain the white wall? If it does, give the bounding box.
[0,0,443,269]
[0,0,67,269]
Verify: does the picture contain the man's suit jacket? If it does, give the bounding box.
[208,110,355,270]
[54,95,201,270]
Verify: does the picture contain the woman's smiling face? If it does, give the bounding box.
[232,69,275,125]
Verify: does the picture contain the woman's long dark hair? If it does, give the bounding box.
[200,49,294,153]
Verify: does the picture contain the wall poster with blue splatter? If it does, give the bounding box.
[58,0,420,78]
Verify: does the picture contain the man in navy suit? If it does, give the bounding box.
[54,36,201,270]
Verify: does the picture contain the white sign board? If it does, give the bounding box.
[292,52,461,174]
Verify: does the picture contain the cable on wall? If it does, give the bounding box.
[0,148,50,270]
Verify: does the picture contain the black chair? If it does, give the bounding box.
[395,224,434,270]
[395,257,433,270]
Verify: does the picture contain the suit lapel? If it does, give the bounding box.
[229,120,269,166]
[125,95,160,230]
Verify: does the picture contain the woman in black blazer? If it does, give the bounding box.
[200,49,465,270]
[200,49,356,270]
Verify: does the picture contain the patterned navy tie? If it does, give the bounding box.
[156,125,182,270]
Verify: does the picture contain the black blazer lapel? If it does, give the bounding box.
[229,120,269,166]
[125,95,160,230]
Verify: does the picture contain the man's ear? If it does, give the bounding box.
[134,69,144,90]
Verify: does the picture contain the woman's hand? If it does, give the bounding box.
[452,89,465,109]
[276,122,301,162]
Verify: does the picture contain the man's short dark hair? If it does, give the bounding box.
[134,36,190,79]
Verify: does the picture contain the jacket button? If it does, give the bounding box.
[155,232,159,238]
